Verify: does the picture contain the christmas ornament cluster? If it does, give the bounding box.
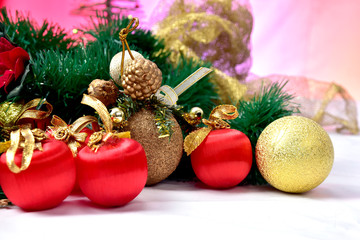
[0,14,334,211]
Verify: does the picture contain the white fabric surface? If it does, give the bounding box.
[1,131,360,240]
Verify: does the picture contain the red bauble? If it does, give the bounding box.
[73,127,95,193]
[191,129,252,188]
[77,137,147,207]
[0,140,76,211]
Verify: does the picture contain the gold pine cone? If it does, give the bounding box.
[109,50,144,85]
[88,79,119,106]
[123,108,183,185]
[122,58,162,100]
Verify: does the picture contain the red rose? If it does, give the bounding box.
[0,37,30,93]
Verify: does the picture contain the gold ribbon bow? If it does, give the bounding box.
[6,128,47,173]
[184,105,239,155]
[81,94,130,152]
[50,115,98,156]
[0,98,52,129]
[0,99,53,153]
[119,17,139,76]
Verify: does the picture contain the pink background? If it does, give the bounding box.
[2,0,360,100]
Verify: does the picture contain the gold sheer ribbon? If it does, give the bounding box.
[5,128,47,173]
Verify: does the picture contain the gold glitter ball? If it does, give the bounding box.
[122,58,162,100]
[255,116,334,193]
[123,108,183,185]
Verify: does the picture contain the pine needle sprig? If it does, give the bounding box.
[231,81,299,185]
[0,8,75,56]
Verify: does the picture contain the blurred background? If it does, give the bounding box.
[1,0,359,101]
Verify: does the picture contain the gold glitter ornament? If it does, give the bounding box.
[123,108,183,185]
[122,58,162,100]
[109,50,144,85]
[255,116,334,193]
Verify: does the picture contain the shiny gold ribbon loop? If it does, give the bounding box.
[16,99,53,124]
[6,128,38,173]
[81,94,113,133]
[71,116,98,133]
[119,17,139,76]
[50,115,67,128]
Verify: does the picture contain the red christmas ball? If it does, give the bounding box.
[191,129,252,188]
[77,137,147,207]
[0,140,76,211]
[73,127,95,194]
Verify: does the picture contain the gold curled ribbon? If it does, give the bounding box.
[81,94,131,152]
[0,99,53,141]
[6,128,47,173]
[119,17,139,76]
[50,115,98,156]
[184,105,239,155]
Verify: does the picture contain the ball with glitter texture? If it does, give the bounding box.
[123,108,183,185]
[255,116,334,193]
[109,50,144,85]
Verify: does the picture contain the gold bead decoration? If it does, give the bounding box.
[122,58,162,100]
[109,107,127,129]
[189,107,203,119]
[255,116,334,193]
[109,50,144,85]
[109,107,125,123]
[183,107,203,126]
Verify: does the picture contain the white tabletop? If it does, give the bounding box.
[1,132,360,240]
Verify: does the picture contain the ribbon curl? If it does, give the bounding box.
[50,115,98,156]
[184,105,239,155]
